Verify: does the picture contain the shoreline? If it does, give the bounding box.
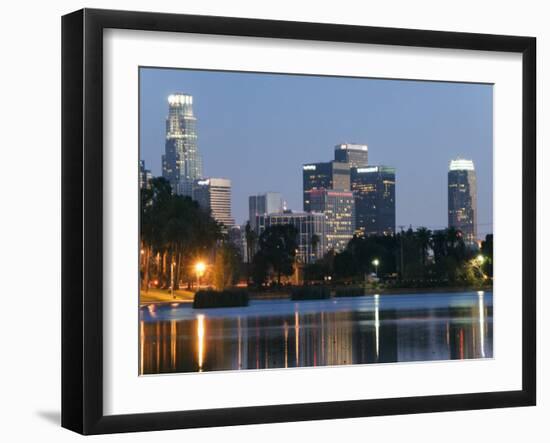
[140,285,493,307]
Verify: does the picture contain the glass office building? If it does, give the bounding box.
[302,161,350,212]
[334,143,369,168]
[162,93,202,196]
[448,158,477,244]
[351,166,396,236]
[308,189,355,252]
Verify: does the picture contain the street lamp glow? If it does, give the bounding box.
[195,261,206,290]
[372,258,380,277]
[195,261,206,275]
[476,255,485,265]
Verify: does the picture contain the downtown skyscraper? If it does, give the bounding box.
[448,158,477,244]
[351,166,396,236]
[308,189,355,252]
[334,143,369,168]
[302,161,350,212]
[193,178,235,230]
[162,93,202,196]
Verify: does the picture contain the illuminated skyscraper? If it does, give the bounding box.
[302,161,350,212]
[308,189,355,252]
[351,166,396,236]
[334,143,369,168]
[162,93,202,196]
[448,158,477,243]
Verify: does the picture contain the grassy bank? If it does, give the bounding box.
[140,288,195,305]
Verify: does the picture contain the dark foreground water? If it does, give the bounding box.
[139,291,492,374]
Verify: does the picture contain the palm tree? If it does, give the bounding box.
[244,221,257,264]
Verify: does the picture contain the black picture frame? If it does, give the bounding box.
[62,8,536,435]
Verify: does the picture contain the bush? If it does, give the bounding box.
[291,286,331,301]
[193,289,249,308]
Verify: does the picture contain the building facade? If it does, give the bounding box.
[302,161,350,212]
[248,192,284,231]
[351,166,396,236]
[162,93,202,196]
[255,212,327,264]
[334,143,369,168]
[192,178,235,230]
[308,189,355,252]
[139,160,153,189]
[448,158,477,244]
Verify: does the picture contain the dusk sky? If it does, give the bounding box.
[139,67,493,237]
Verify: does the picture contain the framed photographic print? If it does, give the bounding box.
[61,8,536,435]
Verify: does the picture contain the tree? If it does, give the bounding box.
[244,221,257,264]
[213,242,241,290]
[139,177,222,290]
[255,224,298,285]
[481,234,493,278]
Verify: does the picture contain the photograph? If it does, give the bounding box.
[138,67,494,375]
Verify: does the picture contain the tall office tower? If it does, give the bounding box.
[334,143,369,168]
[448,158,477,244]
[256,212,327,264]
[308,189,355,252]
[248,192,284,231]
[192,178,235,230]
[139,160,153,189]
[351,166,396,236]
[162,93,202,196]
[302,161,350,211]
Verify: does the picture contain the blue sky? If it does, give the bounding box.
[140,68,493,237]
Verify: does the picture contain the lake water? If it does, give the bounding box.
[139,291,493,374]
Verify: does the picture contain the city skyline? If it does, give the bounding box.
[140,67,493,237]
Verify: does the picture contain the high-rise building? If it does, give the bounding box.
[162,93,202,196]
[248,192,284,231]
[192,178,235,230]
[256,212,327,264]
[302,161,350,211]
[139,159,153,189]
[334,143,369,168]
[308,189,355,252]
[448,158,477,243]
[351,166,396,236]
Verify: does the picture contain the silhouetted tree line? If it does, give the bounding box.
[306,228,493,287]
[140,177,233,291]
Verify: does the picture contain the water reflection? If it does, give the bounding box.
[139,291,493,375]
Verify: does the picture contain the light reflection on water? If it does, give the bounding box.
[139,291,493,375]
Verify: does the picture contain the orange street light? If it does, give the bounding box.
[195,261,206,289]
